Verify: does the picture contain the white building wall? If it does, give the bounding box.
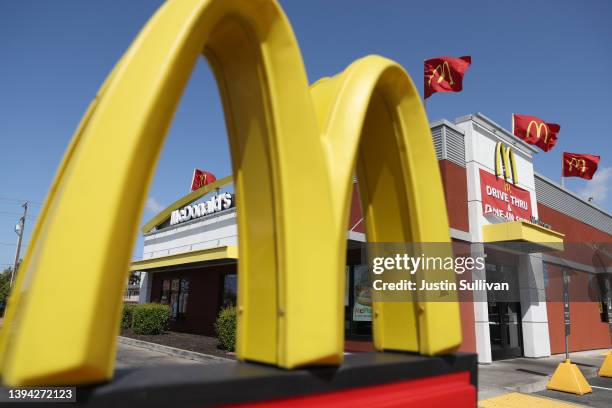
[142,208,238,259]
[455,113,551,362]
[137,207,238,304]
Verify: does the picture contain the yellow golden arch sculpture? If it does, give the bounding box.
[0,0,460,386]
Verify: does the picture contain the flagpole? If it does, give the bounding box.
[561,153,566,188]
[423,59,426,113]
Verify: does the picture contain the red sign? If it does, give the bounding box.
[512,114,560,152]
[480,169,532,221]
[424,56,471,99]
[562,152,600,180]
[190,169,217,191]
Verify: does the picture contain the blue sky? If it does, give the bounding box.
[0,0,611,268]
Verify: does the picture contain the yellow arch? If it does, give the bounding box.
[0,0,337,384]
[0,0,460,385]
[311,56,459,355]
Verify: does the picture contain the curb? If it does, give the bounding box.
[118,336,234,364]
[512,378,550,394]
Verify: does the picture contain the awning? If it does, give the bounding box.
[482,221,564,253]
[130,245,238,272]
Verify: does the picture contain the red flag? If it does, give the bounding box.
[424,56,471,99]
[190,169,217,191]
[512,114,560,152]
[562,153,600,180]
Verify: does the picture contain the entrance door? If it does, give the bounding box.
[488,301,523,360]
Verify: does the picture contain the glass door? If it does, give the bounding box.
[488,301,523,360]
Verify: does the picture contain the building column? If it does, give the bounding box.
[138,271,152,304]
[472,243,492,364]
[519,253,551,358]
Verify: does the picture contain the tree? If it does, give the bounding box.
[0,260,20,313]
[0,266,13,312]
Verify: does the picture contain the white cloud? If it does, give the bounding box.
[145,197,165,214]
[577,167,612,205]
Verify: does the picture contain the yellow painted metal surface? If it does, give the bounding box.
[483,220,565,250]
[129,246,237,272]
[310,57,460,355]
[479,392,579,408]
[546,359,592,395]
[0,0,460,385]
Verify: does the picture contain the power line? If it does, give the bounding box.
[0,197,42,206]
[0,212,37,218]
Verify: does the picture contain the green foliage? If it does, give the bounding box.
[0,267,14,309]
[215,305,237,351]
[132,303,170,335]
[121,304,137,329]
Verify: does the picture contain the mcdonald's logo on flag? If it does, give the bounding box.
[424,56,471,99]
[190,169,217,191]
[512,114,560,152]
[563,152,600,180]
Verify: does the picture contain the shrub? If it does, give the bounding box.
[132,303,170,335]
[215,306,237,351]
[121,304,137,329]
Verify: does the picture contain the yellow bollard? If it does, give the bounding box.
[599,351,612,377]
[546,359,592,395]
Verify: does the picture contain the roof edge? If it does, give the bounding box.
[535,171,612,219]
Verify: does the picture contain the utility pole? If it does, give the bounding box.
[10,201,28,287]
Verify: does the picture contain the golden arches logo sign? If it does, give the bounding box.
[428,61,454,86]
[566,157,587,173]
[0,0,460,386]
[494,142,518,185]
[526,120,549,144]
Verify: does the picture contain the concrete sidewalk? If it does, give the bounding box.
[478,349,609,401]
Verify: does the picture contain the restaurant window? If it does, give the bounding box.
[596,274,611,323]
[599,302,609,323]
[349,264,372,336]
[161,279,170,305]
[178,278,189,316]
[160,278,190,320]
[222,273,237,307]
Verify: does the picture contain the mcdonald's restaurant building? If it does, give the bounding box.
[131,112,612,364]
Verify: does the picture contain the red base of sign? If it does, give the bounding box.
[226,371,476,407]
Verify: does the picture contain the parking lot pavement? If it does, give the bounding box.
[535,376,612,408]
[116,342,216,369]
[478,349,608,401]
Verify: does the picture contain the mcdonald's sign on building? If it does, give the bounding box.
[479,142,532,222]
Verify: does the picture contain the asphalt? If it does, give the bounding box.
[479,349,612,407]
[115,342,203,369]
[536,376,612,408]
[115,341,232,369]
